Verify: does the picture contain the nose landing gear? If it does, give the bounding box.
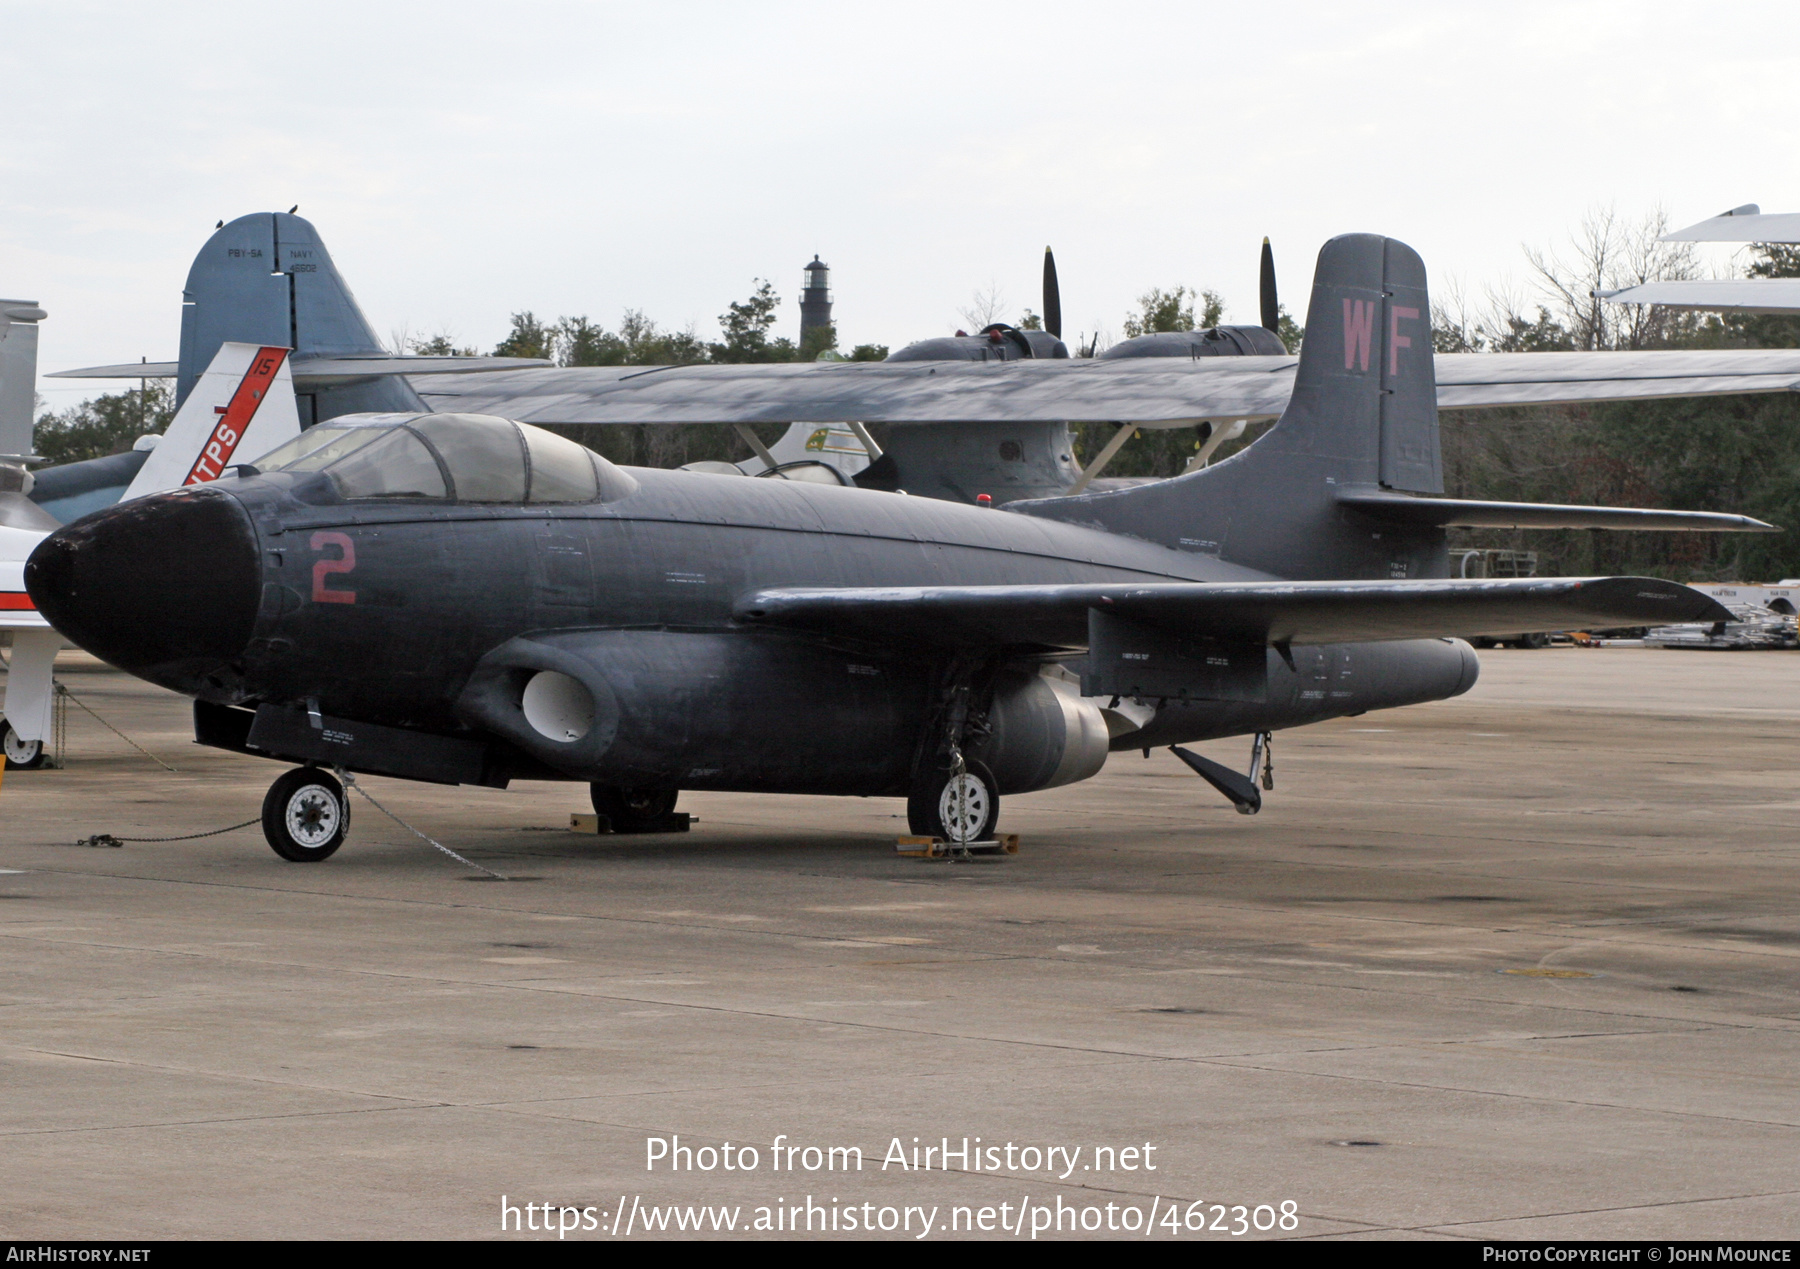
[262,767,350,862]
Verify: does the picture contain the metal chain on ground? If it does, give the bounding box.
[51,678,67,769]
[55,684,175,772]
[334,767,508,881]
[75,818,261,848]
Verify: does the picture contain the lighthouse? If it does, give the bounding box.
[798,255,834,358]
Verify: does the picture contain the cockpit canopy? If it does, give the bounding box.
[248,413,637,504]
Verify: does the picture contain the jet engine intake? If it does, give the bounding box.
[521,670,596,743]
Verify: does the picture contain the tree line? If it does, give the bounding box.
[31,214,1800,581]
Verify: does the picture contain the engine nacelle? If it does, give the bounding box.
[455,630,929,796]
[969,669,1111,795]
[1098,325,1288,359]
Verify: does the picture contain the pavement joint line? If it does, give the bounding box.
[1405,1184,1800,1235]
[16,855,1797,965]
[8,948,1800,1132]
[454,1054,1159,1113]
[4,1041,456,1097]
[0,1102,453,1140]
[1191,1054,1800,1131]
[4,924,1797,1042]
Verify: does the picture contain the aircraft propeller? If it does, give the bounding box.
[1042,247,1062,340]
[1260,237,1279,334]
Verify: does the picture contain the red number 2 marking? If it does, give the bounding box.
[311,531,357,605]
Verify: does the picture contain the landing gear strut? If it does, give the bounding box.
[1,719,45,770]
[262,766,350,862]
[906,653,1002,845]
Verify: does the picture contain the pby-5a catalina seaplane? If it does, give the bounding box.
[1,343,301,766]
[25,234,1769,859]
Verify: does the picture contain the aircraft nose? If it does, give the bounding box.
[25,487,261,692]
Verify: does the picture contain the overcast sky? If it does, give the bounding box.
[6,1,1799,406]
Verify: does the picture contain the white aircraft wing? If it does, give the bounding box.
[1663,211,1800,243]
[410,348,1800,429]
[1597,280,1800,314]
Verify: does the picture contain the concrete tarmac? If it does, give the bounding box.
[1,647,1797,1241]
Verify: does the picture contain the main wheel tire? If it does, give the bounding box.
[262,767,350,862]
[1,719,45,770]
[590,784,679,833]
[907,760,999,844]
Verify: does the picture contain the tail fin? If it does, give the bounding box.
[1266,234,1440,495]
[0,299,46,461]
[179,213,423,423]
[122,343,301,500]
[1017,233,1448,581]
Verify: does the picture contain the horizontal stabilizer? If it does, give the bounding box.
[1338,489,1777,533]
[49,354,549,383]
[47,361,180,380]
[734,576,1731,649]
[288,354,553,382]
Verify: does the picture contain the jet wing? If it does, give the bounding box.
[410,350,1800,427]
[733,576,1729,649]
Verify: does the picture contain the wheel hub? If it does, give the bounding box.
[3,728,41,765]
[285,785,341,848]
[938,772,989,844]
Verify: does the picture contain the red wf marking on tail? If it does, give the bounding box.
[1343,300,1375,371]
[184,347,288,485]
[1389,306,1419,376]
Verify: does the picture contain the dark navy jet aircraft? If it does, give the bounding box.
[26,235,1762,861]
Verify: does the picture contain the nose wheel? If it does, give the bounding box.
[908,759,999,844]
[262,767,350,862]
[1,719,45,770]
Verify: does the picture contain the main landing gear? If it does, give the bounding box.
[1,718,45,770]
[908,759,1000,844]
[262,766,351,862]
[907,653,1004,846]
